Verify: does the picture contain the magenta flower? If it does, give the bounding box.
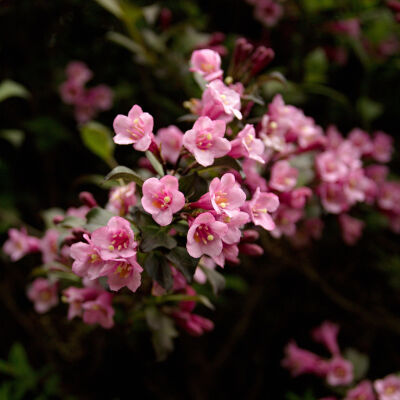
[374,375,400,400]
[156,125,183,164]
[339,214,365,246]
[183,116,230,166]
[59,80,84,105]
[91,216,137,260]
[101,256,143,293]
[247,187,280,231]
[27,278,58,314]
[141,175,185,226]
[190,49,223,82]
[41,229,60,264]
[229,124,265,164]
[269,160,298,192]
[253,0,283,27]
[312,321,340,356]
[316,151,348,183]
[63,286,102,320]
[326,357,354,386]
[3,227,40,261]
[365,165,389,185]
[318,182,349,214]
[113,104,154,151]
[344,380,375,400]
[200,80,242,122]
[372,131,393,163]
[186,212,228,258]
[82,291,115,329]
[107,182,137,216]
[218,211,250,244]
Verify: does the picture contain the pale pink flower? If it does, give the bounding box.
[141,175,185,226]
[336,141,362,171]
[27,278,58,314]
[101,256,143,292]
[63,286,102,320]
[87,84,113,111]
[3,228,40,261]
[270,160,298,192]
[41,229,60,264]
[107,182,137,215]
[186,212,228,258]
[156,125,183,164]
[339,214,365,245]
[281,187,312,209]
[326,125,344,149]
[297,118,325,149]
[271,206,303,238]
[183,116,230,166]
[217,211,250,244]
[200,80,242,122]
[348,128,373,156]
[113,104,154,151]
[242,159,268,192]
[82,291,114,329]
[344,380,375,400]
[246,187,280,231]
[312,321,340,356]
[326,357,354,386]
[91,216,137,260]
[190,49,223,82]
[316,151,348,183]
[253,0,283,27]
[66,61,93,85]
[194,257,216,284]
[377,182,400,213]
[343,169,371,204]
[212,242,240,267]
[318,182,349,214]
[229,124,265,163]
[372,131,393,163]
[374,374,400,400]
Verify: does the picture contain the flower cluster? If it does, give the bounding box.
[59,61,113,123]
[283,321,400,400]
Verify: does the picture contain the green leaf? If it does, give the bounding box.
[144,252,173,290]
[167,247,199,282]
[106,32,146,59]
[140,226,177,252]
[145,151,164,176]
[104,166,144,186]
[179,172,208,201]
[343,348,369,381]
[85,207,115,232]
[80,122,115,165]
[202,266,225,295]
[93,0,122,18]
[0,80,29,102]
[0,130,25,147]
[193,72,207,91]
[357,97,383,124]
[304,48,328,84]
[196,156,244,178]
[59,216,85,229]
[145,307,178,361]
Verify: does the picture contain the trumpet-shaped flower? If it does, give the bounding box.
[190,49,223,82]
[82,291,114,329]
[229,124,265,163]
[246,187,279,231]
[156,125,183,164]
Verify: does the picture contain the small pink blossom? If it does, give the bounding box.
[229,124,265,163]
[253,0,284,27]
[343,169,370,204]
[194,257,216,284]
[344,380,375,400]
[27,278,59,314]
[312,321,340,356]
[186,212,228,258]
[339,214,365,245]
[3,228,40,261]
[200,80,242,122]
[270,160,298,192]
[141,175,185,226]
[59,80,84,104]
[271,206,303,238]
[183,116,230,166]
[212,242,240,267]
[281,187,312,209]
[63,286,102,320]
[91,216,137,260]
[329,18,361,38]
[316,151,348,183]
[113,104,154,151]
[107,182,137,215]
[86,85,113,111]
[365,165,389,185]
[374,374,400,400]
[372,131,393,163]
[242,159,268,192]
[82,291,115,329]
[172,309,214,336]
[247,187,280,231]
[348,128,373,156]
[156,125,183,164]
[41,229,60,264]
[326,357,354,386]
[218,211,250,244]
[66,61,93,85]
[377,182,400,213]
[190,49,223,82]
[318,182,349,214]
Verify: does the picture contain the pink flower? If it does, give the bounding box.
[365,165,389,184]
[281,187,312,209]
[186,212,228,258]
[282,341,329,377]
[344,380,375,400]
[41,229,60,264]
[141,175,185,226]
[242,159,268,192]
[312,321,340,356]
[217,211,250,244]
[270,161,298,192]
[82,291,115,329]
[59,80,84,104]
[156,125,183,164]
[372,131,393,163]
[329,18,361,38]
[87,85,113,111]
[27,278,58,314]
[190,49,223,82]
[66,61,93,85]
[339,214,365,245]
[326,357,354,386]
[374,375,400,400]
[212,242,240,267]
[200,80,242,122]
[229,124,265,163]
[348,128,373,156]
[91,216,137,260]
[63,286,102,320]
[70,234,106,280]
[194,257,216,284]
[183,116,230,167]
[247,187,280,230]
[377,182,400,213]
[3,228,40,261]
[271,206,303,238]
[107,182,137,215]
[101,256,143,292]
[172,309,214,336]
[113,104,154,151]
[316,151,348,183]
[318,182,349,214]
[253,0,283,27]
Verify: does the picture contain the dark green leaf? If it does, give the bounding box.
[59,216,85,229]
[144,252,173,290]
[179,172,208,201]
[145,151,165,176]
[196,156,245,179]
[104,166,144,186]
[167,247,199,282]
[202,266,225,295]
[85,207,114,232]
[140,226,177,252]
